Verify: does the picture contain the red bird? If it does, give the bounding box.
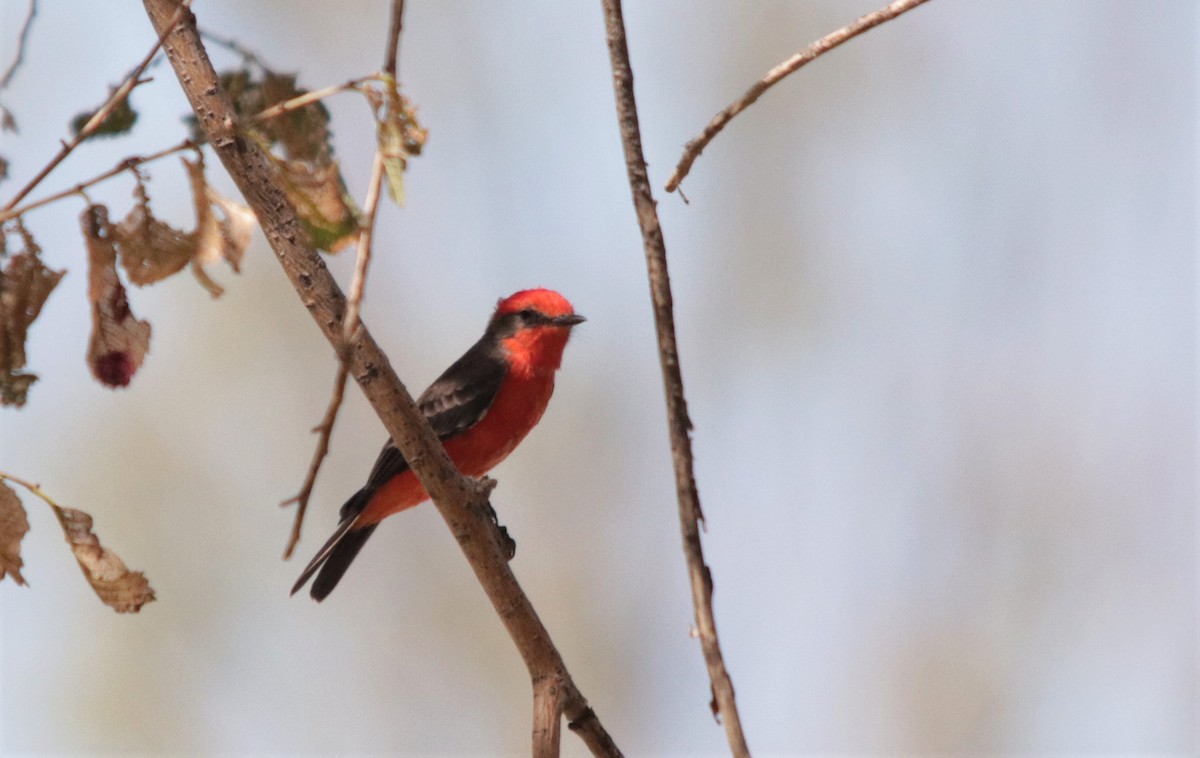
[292,288,584,601]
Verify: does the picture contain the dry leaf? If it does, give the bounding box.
[82,205,151,388]
[182,157,256,297]
[113,183,195,286]
[52,504,154,612]
[206,188,256,273]
[0,230,66,407]
[0,481,29,586]
[114,161,254,296]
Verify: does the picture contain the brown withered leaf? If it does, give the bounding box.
[0,155,8,183]
[0,481,29,586]
[52,504,154,612]
[0,230,66,407]
[182,157,256,297]
[206,188,255,273]
[82,205,151,388]
[113,183,195,286]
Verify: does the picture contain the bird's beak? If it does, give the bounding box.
[553,313,586,327]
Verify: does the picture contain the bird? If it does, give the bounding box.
[292,288,584,601]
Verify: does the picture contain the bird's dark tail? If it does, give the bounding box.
[291,489,378,601]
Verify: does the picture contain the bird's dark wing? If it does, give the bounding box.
[356,336,508,499]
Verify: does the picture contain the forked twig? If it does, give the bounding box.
[0,138,198,224]
[665,0,934,193]
[0,0,192,213]
[599,0,750,755]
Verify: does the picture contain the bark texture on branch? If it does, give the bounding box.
[140,2,619,754]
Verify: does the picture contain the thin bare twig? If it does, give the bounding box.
[383,0,404,79]
[341,152,385,347]
[280,362,349,559]
[251,76,378,124]
[0,472,81,539]
[283,151,385,559]
[665,0,933,193]
[0,0,191,213]
[599,0,750,755]
[0,0,37,90]
[0,137,198,224]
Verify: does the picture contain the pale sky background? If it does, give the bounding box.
[0,1,1196,755]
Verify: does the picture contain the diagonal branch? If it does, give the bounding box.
[599,1,750,755]
[280,361,348,559]
[140,1,620,755]
[665,0,934,193]
[0,0,37,91]
[0,0,192,213]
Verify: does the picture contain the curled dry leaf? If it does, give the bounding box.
[82,205,151,388]
[0,230,66,406]
[113,183,195,286]
[0,481,29,585]
[113,161,255,296]
[182,156,256,297]
[52,504,154,612]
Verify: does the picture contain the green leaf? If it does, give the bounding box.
[71,96,138,139]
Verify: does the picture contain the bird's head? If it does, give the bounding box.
[488,288,584,376]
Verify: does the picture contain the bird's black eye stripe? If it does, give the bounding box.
[518,308,541,323]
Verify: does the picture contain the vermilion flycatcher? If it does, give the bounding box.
[292,288,584,601]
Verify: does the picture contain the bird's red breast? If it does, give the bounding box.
[356,369,557,526]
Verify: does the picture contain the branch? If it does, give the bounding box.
[140,2,620,754]
[533,676,563,758]
[0,137,199,224]
[664,0,933,193]
[280,361,348,559]
[0,0,192,213]
[0,0,36,90]
[250,76,377,124]
[341,137,386,347]
[598,1,750,755]
[383,0,404,79]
